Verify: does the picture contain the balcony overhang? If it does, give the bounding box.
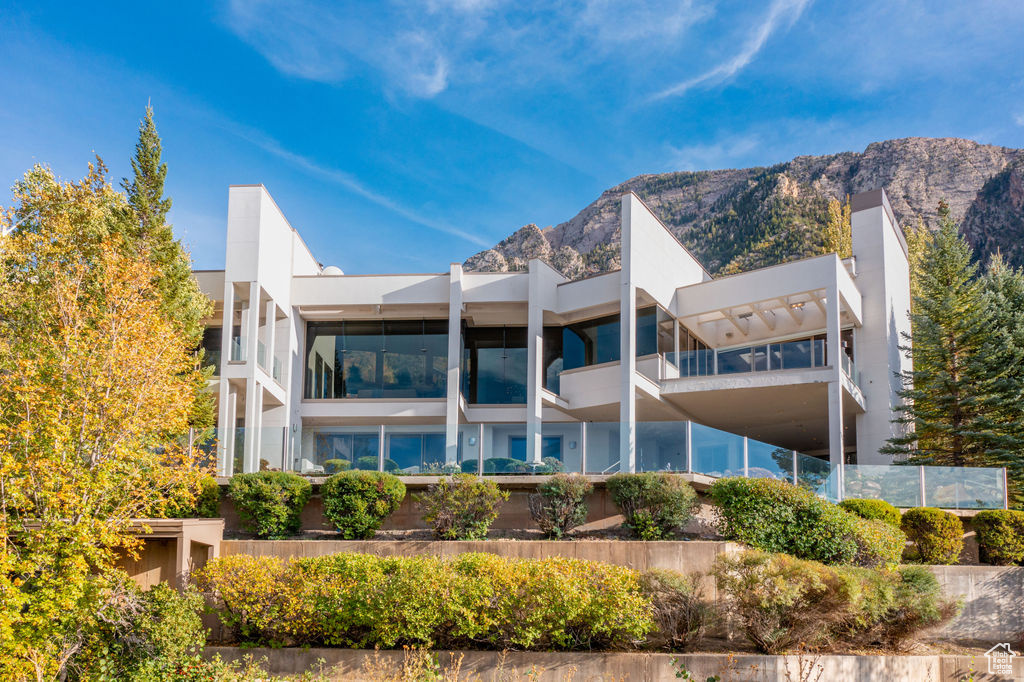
[300,398,446,425]
[660,368,864,453]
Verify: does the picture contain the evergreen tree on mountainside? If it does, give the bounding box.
[883,214,1021,475]
[122,105,214,427]
[822,196,852,259]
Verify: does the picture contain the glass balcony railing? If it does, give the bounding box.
[214,426,288,475]
[272,355,282,383]
[257,340,266,370]
[668,339,860,386]
[241,421,1009,509]
[229,336,245,362]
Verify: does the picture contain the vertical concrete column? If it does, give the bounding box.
[264,299,276,376]
[220,389,237,476]
[445,264,463,465]
[619,196,637,473]
[826,279,845,498]
[526,264,545,466]
[217,282,235,474]
[242,281,261,473]
[673,315,680,363]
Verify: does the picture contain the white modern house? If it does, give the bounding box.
[193,185,1007,508]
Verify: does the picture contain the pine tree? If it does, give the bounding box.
[122,105,214,427]
[980,253,1024,501]
[883,217,1010,467]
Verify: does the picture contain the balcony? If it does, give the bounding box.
[667,338,858,385]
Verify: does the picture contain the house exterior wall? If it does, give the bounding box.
[197,185,912,478]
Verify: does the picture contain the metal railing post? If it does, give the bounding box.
[1004,468,1010,510]
[478,423,485,476]
[378,425,386,473]
[685,420,693,473]
[792,451,798,486]
[580,422,587,475]
[743,437,749,477]
[918,465,926,507]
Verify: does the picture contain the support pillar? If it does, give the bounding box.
[826,281,845,499]
[445,264,463,465]
[526,265,545,466]
[217,282,235,474]
[264,299,276,377]
[242,281,261,473]
[619,198,637,473]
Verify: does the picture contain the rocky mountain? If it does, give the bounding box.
[464,138,1024,278]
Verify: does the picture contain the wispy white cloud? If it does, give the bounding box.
[665,134,759,171]
[218,119,490,246]
[1015,112,1024,127]
[650,0,812,101]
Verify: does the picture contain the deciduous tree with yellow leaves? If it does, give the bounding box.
[0,160,211,680]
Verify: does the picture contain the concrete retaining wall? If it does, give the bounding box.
[930,565,1024,645]
[204,647,1023,681]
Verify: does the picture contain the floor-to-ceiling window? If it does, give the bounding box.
[304,320,447,399]
[462,326,528,403]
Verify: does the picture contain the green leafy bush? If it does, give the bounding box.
[973,509,1024,565]
[528,473,593,538]
[709,477,861,564]
[321,470,406,539]
[197,552,654,650]
[715,550,959,654]
[163,476,221,518]
[639,570,715,651]
[901,507,963,565]
[415,474,509,540]
[607,473,698,540]
[850,516,907,569]
[73,579,207,681]
[839,498,902,528]
[227,471,312,539]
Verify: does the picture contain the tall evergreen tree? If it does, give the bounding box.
[883,217,1012,467]
[822,196,851,258]
[122,105,214,427]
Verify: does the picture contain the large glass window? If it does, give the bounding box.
[462,326,528,404]
[304,320,447,399]
[563,314,620,370]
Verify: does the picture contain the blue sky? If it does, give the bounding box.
[2,1,1023,273]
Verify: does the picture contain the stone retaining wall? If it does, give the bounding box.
[204,647,1022,681]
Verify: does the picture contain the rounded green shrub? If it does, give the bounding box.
[708,477,859,564]
[901,507,963,565]
[321,470,406,539]
[850,516,907,569]
[607,472,698,540]
[323,458,350,474]
[839,498,902,528]
[415,474,509,540]
[973,509,1024,565]
[227,471,312,539]
[528,473,593,538]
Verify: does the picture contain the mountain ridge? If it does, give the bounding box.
[464,137,1024,278]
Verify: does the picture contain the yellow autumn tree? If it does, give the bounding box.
[0,162,211,680]
[822,196,852,259]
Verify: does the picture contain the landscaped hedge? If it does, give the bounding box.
[707,477,905,567]
[714,550,959,654]
[415,474,509,540]
[528,473,593,538]
[972,509,1024,565]
[196,552,654,650]
[163,476,221,519]
[227,471,311,539]
[901,507,963,565]
[607,472,699,540]
[839,498,902,528]
[321,470,405,539]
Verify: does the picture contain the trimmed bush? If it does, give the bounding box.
[607,472,698,540]
[415,474,509,540]
[323,458,350,474]
[901,507,963,565]
[528,473,593,538]
[708,477,859,564]
[227,471,311,539]
[163,476,221,518]
[973,509,1024,565]
[640,570,715,651]
[715,550,959,654]
[839,498,902,528]
[321,470,406,539]
[197,551,654,650]
[850,516,907,569]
